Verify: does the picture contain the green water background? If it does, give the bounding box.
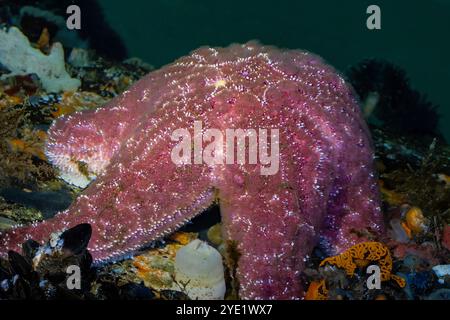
[98,0,450,140]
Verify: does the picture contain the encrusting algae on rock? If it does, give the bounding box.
[132,232,198,291]
[8,129,48,161]
[131,235,226,300]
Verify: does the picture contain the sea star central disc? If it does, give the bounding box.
[0,43,382,299]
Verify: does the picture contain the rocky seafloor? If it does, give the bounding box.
[0,19,449,300]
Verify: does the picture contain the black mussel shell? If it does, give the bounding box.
[22,239,40,262]
[8,251,32,279]
[118,283,156,300]
[61,224,92,255]
[159,290,190,300]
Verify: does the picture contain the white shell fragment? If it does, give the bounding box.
[174,239,226,300]
[432,265,450,284]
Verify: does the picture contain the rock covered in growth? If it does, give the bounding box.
[0,27,80,92]
[1,42,382,299]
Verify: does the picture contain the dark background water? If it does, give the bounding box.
[97,0,449,140]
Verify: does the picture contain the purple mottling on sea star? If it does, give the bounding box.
[0,42,383,299]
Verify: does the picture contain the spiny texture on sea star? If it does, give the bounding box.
[0,42,383,299]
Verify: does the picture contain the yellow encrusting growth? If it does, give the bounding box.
[8,130,48,161]
[305,279,328,300]
[51,91,109,118]
[402,206,427,237]
[379,180,406,205]
[320,242,406,288]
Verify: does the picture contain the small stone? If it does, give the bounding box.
[0,217,18,231]
[207,224,223,246]
[426,289,450,300]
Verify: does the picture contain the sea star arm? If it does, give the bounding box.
[0,43,384,301]
[219,163,323,300]
[45,73,165,188]
[1,124,215,261]
[321,143,384,254]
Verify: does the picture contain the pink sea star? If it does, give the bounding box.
[0,43,383,299]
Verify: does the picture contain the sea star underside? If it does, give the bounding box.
[0,43,383,299]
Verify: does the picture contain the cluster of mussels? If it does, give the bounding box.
[0,224,191,300]
[0,224,94,299]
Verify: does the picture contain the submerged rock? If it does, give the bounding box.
[426,288,450,300]
[0,217,18,231]
[0,188,72,219]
